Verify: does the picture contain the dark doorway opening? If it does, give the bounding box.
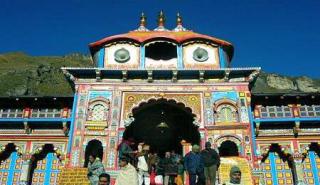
[219,140,239,156]
[145,42,177,61]
[123,99,200,156]
[309,142,320,157]
[84,139,103,167]
[0,143,17,165]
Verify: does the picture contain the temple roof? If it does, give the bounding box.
[89,12,234,60]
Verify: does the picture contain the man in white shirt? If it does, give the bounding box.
[115,157,138,185]
[137,145,150,185]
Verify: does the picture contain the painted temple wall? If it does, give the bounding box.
[68,82,253,170]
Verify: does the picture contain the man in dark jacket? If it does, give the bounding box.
[201,141,220,185]
[184,145,205,185]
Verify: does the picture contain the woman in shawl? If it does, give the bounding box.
[87,154,105,185]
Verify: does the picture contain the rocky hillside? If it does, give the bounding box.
[0,52,92,96]
[251,72,320,94]
[0,52,319,96]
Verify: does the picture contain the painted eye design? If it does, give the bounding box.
[193,47,208,62]
[114,48,130,63]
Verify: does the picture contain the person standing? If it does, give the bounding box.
[137,145,150,185]
[87,154,105,185]
[160,151,177,185]
[115,157,139,185]
[184,145,205,185]
[201,141,220,185]
[117,138,136,165]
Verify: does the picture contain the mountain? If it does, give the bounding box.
[251,72,320,94]
[0,52,319,96]
[0,52,92,96]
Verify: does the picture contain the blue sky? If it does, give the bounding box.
[0,0,319,78]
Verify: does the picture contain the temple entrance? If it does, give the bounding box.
[123,99,200,156]
[84,139,103,167]
[219,140,239,156]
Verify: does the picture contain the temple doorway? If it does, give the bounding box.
[84,139,103,167]
[123,99,200,156]
[219,140,239,156]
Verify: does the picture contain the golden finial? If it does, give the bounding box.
[173,12,187,32]
[157,10,165,27]
[140,12,146,27]
[176,12,182,26]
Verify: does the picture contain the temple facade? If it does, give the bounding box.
[0,12,319,185]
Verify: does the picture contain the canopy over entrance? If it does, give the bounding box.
[123,99,200,155]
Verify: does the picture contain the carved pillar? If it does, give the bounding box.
[255,122,260,136]
[20,154,32,184]
[292,153,307,185]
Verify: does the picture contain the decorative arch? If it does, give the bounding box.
[215,135,242,147]
[215,135,242,156]
[28,144,63,185]
[214,98,238,108]
[214,99,239,123]
[122,93,202,127]
[87,98,110,121]
[0,143,24,184]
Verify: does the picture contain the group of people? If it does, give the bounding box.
[116,139,226,185]
[117,139,184,185]
[87,139,242,185]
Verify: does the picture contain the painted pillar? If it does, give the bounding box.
[140,45,145,69]
[177,45,183,69]
[98,48,105,68]
[219,47,226,68]
[44,153,54,185]
[67,92,78,152]
[269,152,279,185]
[5,152,19,185]
[20,159,31,184]
[309,151,320,184]
[248,106,258,156]
[293,156,307,185]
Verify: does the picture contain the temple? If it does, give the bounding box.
[0,12,319,185]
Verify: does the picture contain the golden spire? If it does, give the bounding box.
[176,12,182,26]
[135,12,149,31]
[173,12,187,32]
[157,10,165,27]
[140,12,146,27]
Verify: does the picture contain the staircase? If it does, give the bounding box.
[58,167,90,185]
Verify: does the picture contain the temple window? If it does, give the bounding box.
[299,105,320,117]
[88,103,108,121]
[0,108,23,118]
[215,104,238,123]
[260,106,292,118]
[30,108,63,118]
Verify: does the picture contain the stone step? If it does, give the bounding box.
[58,167,90,185]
